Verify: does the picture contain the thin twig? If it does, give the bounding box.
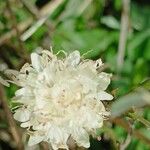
[0,19,32,46]
[129,112,150,128]
[120,133,131,150]
[0,0,60,46]
[21,0,64,41]
[21,0,53,31]
[78,0,92,16]
[111,117,150,145]
[117,0,130,73]
[20,0,39,19]
[6,0,26,54]
[0,85,24,150]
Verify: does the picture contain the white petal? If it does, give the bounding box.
[28,134,44,146]
[97,91,113,100]
[94,59,103,69]
[0,76,10,87]
[71,127,90,148]
[21,121,31,128]
[31,53,43,72]
[98,72,111,90]
[15,88,33,97]
[5,69,19,76]
[47,126,69,150]
[65,51,80,67]
[43,66,55,85]
[51,84,62,98]
[79,76,97,93]
[14,109,31,122]
[20,63,32,73]
[85,91,113,101]
[78,107,102,128]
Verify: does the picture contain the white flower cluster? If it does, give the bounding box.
[9,50,113,149]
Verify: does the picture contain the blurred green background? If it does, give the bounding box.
[0,0,150,149]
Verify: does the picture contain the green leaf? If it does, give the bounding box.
[131,2,150,30]
[132,58,148,85]
[144,39,150,61]
[140,78,150,91]
[52,23,118,58]
[60,0,92,20]
[101,16,120,29]
[114,0,122,11]
[127,29,150,61]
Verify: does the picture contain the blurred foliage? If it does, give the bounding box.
[0,0,150,149]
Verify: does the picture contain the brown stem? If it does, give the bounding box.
[0,19,32,46]
[20,0,52,39]
[120,133,131,150]
[40,141,49,150]
[0,85,24,150]
[110,117,150,145]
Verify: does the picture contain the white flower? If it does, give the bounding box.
[9,50,113,149]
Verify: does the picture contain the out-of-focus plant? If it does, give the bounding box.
[0,0,150,149]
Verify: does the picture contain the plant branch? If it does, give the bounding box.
[0,0,62,46]
[0,85,24,150]
[111,117,150,145]
[117,0,130,73]
[120,133,131,150]
[21,0,53,33]
[21,0,64,41]
[0,19,32,46]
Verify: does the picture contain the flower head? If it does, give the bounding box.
[10,50,113,149]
